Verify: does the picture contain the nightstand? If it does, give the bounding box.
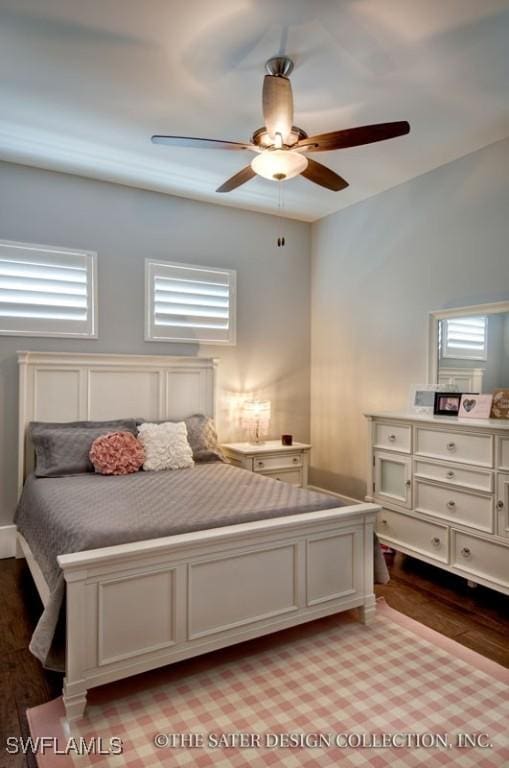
[221,441,311,487]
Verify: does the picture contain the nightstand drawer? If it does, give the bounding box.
[224,455,244,468]
[253,454,303,472]
[415,428,493,467]
[414,480,493,533]
[377,509,448,563]
[263,468,302,485]
[374,422,411,453]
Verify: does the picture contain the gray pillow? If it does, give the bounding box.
[29,419,138,477]
[184,414,225,463]
[136,414,224,463]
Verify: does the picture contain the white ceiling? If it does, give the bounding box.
[1,0,508,221]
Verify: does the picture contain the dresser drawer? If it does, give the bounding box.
[414,459,493,493]
[414,480,493,533]
[377,509,448,563]
[373,422,411,453]
[498,437,509,471]
[263,468,302,485]
[415,427,493,467]
[253,454,302,472]
[452,531,509,589]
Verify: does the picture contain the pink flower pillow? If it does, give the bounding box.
[89,431,145,476]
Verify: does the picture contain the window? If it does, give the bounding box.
[441,315,487,360]
[0,240,97,338]
[145,259,236,345]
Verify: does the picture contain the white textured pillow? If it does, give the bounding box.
[137,421,194,471]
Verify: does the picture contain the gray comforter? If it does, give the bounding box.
[15,463,388,670]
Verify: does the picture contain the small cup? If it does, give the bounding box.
[281,434,293,446]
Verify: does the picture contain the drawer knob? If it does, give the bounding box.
[388,434,397,442]
[497,500,504,510]
[292,457,299,463]
[446,442,456,451]
[446,471,455,479]
[405,479,411,487]
[431,537,441,548]
[380,518,388,526]
[461,547,471,559]
[446,500,456,510]
[257,461,264,468]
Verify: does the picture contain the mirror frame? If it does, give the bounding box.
[427,300,509,386]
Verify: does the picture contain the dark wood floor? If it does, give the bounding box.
[1,553,508,767]
[1,558,62,768]
[376,551,509,667]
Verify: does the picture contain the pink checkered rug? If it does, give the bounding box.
[27,600,508,768]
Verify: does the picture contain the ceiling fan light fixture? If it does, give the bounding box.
[251,149,308,182]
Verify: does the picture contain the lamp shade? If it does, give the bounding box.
[242,400,271,443]
[251,149,308,182]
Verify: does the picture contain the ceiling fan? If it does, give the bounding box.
[151,56,410,194]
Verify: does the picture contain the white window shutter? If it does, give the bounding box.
[442,316,487,360]
[0,240,97,338]
[145,259,236,345]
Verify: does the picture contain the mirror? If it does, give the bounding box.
[429,302,509,394]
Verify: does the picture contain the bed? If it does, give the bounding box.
[16,351,380,721]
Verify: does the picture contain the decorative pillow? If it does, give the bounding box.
[184,414,225,463]
[137,421,194,471]
[89,432,145,475]
[136,414,224,463]
[29,419,138,477]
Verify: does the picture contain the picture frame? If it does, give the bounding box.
[491,389,509,419]
[409,384,457,414]
[434,391,462,416]
[459,393,493,419]
[409,385,436,414]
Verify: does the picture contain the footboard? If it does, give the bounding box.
[58,503,379,720]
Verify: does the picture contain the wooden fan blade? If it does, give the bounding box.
[300,158,349,191]
[262,75,294,143]
[216,165,257,193]
[297,121,410,152]
[151,135,255,151]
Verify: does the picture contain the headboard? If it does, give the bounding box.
[18,351,218,495]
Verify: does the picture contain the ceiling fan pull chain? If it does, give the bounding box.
[277,183,285,247]
[281,186,286,247]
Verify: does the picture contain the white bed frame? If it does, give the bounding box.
[17,351,379,721]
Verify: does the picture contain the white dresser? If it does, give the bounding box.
[365,412,509,595]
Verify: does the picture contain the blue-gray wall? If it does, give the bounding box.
[310,138,509,498]
[0,161,311,524]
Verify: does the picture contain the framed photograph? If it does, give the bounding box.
[434,391,462,416]
[459,394,492,419]
[491,389,509,419]
[409,384,454,414]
